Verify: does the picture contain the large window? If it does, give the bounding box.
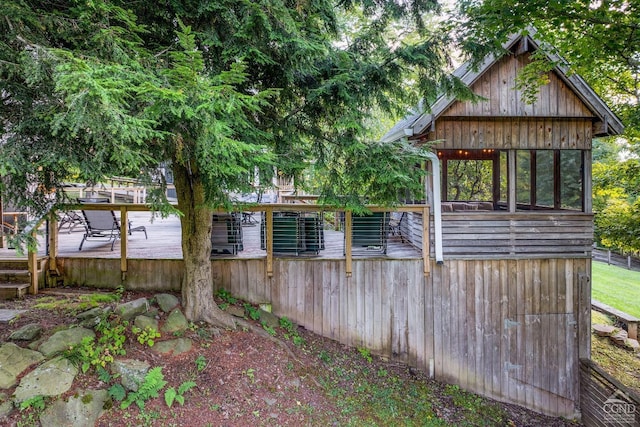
[516,149,583,211]
[438,149,585,212]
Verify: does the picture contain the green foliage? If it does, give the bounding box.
[593,154,640,254]
[64,317,128,373]
[279,317,295,334]
[444,384,506,424]
[164,381,197,408]
[97,366,112,383]
[244,303,261,321]
[195,355,207,373]
[243,368,256,383]
[2,0,474,318]
[19,395,45,412]
[216,289,237,305]
[121,367,167,410]
[132,326,161,347]
[358,347,373,363]
[108,383,127,403]
[279,316,305,346]
[261,322,276,336]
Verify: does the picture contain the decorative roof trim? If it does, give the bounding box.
[381,28,623,142]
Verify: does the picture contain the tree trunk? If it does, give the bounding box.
[173,161,236,329]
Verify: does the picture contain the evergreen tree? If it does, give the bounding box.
[1,0,468,326]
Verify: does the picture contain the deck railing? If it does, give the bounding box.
[45,203,431,285]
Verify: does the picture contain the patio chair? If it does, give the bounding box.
[79,209,147,251]
[389,212,406,243]
[58,210,84,233]
[347,212,390,254]
[211,213,243,255]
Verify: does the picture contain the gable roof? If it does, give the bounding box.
[381,28,624,142]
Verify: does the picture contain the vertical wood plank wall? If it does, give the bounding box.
[60,255,589,417]
[216,256,588,418]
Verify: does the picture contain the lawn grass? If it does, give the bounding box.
[592,261,640,318]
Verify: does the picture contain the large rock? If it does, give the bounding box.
[134,315,159,333]
[40,389,109,427]
[38,327,95,357]
[161,309,188,335]
[592,324,617,337]
[155,293,180,313]
[9,323,44,341]
[0,392,12,420]
[151,338,192,356]
[76,306,112,328]
[13,357,78,403]
[115,298,149,320]
[111,359,150,392]
[259,309,280,329]
[625,338,640,352]
[0,343,45,389]
[610,330,629,347]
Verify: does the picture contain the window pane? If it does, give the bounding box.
[536,150,554,207]
[516,151,531,205]
[446,159,493,200]
[499,151,508,204]
[561,151,582,210]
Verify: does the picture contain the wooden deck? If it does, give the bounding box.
[0,211,420,260]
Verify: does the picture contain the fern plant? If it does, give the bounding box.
[120,367,167,410]
[164,381,197,407]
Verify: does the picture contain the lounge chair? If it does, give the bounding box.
[79,208,147,251]
[389,212,406,243]
[346,212,390,254]
[211,213,243,255]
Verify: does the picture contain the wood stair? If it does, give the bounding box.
[0,261,31,300]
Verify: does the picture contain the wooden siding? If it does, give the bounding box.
[59,254,589,417]
[444,52,594,118]
[417,52,597,151]
[436,213,593,258]
[426,117,593,150]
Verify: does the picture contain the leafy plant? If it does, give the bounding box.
[277,316,304,345]
[279,317,295,334]
[261,322,276,336]
[195,355,207,372]
[243,368,256,383]
[164,381,197,407]
[132,325,161,347]
[121,367,167,410]
[19,395,45,411]
[357,347,373,363]
[318,350,332,364]
[65,317,128,372]
[97,366,113,383]
[244,303,261,321]
[108,383,127,402]
[215,289,237,304]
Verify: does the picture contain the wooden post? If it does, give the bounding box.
[120,206,128,281]
[28,229,38,295]
[0,192,3,249]
[266,208,273,277]
[423,206,430,276]
[345,210,352,277]
[48,213,58,284]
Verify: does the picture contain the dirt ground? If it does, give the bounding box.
[1,289,582,426]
